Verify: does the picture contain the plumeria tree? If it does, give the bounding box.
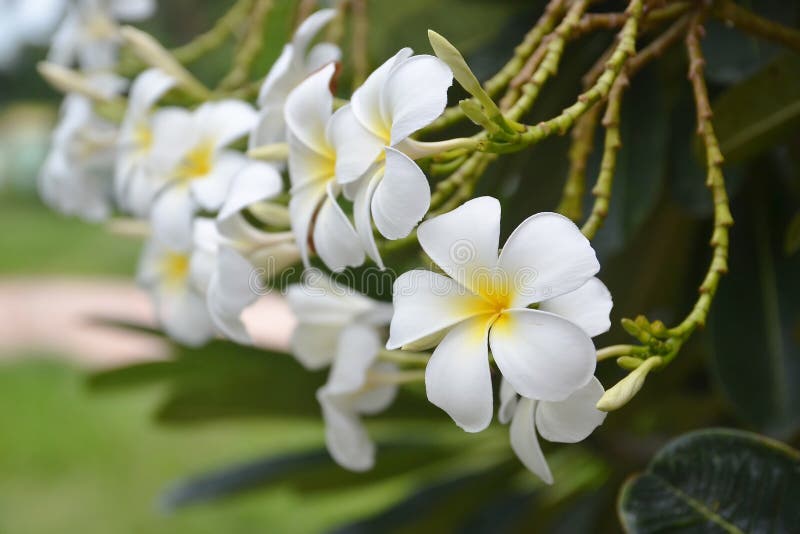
[28,0,800,531]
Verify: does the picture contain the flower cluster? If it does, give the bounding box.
[36,4,613,484]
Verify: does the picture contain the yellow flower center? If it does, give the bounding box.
[175,140,214,182]
[160,252,190,287]
[133,122,153,153]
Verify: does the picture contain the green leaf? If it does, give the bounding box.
[618,428,800,533]
[713,54,800,164]
[330,461,519,533]
[709,177,800,435]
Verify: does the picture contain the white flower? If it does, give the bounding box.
[388,196,612,432]
[317,322,398,472]
[499,377,607,484]
[327,48,453,266]
[286,274,392,370]
[0,0,66,70]
[114,68,175,216]
[250,8,340,149]
[284,63,365,271]
[193,162,300,344]
[137,230,215,347]
[49,0,157,70]
[39,74,126,221]
[147,99,257,249]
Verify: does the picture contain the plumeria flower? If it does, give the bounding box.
[39,74,126,221]
[284,62,365,271]
[286,273,393,370]
[388,196,612,432]
[498,377,607,484]
[137,230,215,347]
[192,162,300,344]
[114,68,175,216]
[328,48,453,266]
[147,99,257,249]
[250,8,340,150]
[317,322,399,472]
[49,0,157,70]
[0,0,66,70]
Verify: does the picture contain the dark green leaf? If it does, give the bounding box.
[713,54,800,164]
[709,176,800,436]
[331,461,519,533]
[618,428,800,533]
[785,211,800,256]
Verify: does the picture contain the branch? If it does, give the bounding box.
[218,0,274,90]
[669,12,733,340]
[713,0,800,54]
[422,0,566,133]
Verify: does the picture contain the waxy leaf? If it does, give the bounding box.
[619,428,800,533]
[713,54,800,164]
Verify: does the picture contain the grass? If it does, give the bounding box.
[0,193,141,276]
[0,358,415,533]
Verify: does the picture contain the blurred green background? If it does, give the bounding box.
[1,0,800,532]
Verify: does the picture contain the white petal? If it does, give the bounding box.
[489,309,596,402]
[127,68,174,118]
[350,48,413,140]
[257,44,295,108]
[218,161,283,220]
[284,63,335,153]
[498,212,599,307]
[207,247,259,344]
[417,196,501,293]
[287,131,334,190]
[287,277,375,324]
[352,171,384,269]
[288,182,326,267]
[353,362,398,415]
[536,376,607,444]
[150,185,195,251]
[381,55,453,145]
[248,105,287,150]
[190,151,248,211]
[425,314,494,433]
[111,0,156,20]
[292,8,336,55]
[148,107,195,174]
[194,100,258,149]
[328,104,385,184]
[313,183,365,272]
[307,42,341,71]
[318,391,375,471]
[156,287,215,347]
[189,218,219,290]
[387,269,490,350]
[509,398,553,484]
[371,147,430,239]
[327,323,381,395]
[538,277,612,338]
[498,378,518,425]
[291,323,341,370]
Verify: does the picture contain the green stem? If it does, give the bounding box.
[557,102,601,222]
[174,0,254,65]
[713,0,800,54]
[668,12,733,339]
[420,0,566,134]
[218,0,274,90]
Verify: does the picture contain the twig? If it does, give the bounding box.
[351,0,369,87]
[668,11,733,340]
[218,0,274,90]
[713,0,800,54]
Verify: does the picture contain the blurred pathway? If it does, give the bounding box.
[0,277,294,368]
